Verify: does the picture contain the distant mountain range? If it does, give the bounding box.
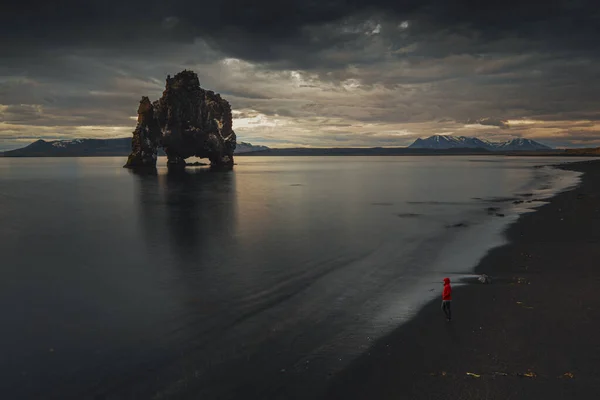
[0,138,269,157]
[238,147,495,156]
[4,135,599,158]
[235,142,270,153]
[408,135,552,151]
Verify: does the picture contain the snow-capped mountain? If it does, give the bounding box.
[409,135,494,150]
[494,138,552,151]
[235,142,269,153]
[408,135,551,151]
[2,138,269,157]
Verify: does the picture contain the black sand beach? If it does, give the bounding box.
[326,160,600,399]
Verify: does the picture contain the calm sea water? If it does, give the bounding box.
[0,156,584,399]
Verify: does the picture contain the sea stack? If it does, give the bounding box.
[124,70,237,169]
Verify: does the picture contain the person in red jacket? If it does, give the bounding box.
[442,277,452,321]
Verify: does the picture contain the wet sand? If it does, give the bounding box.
[326,160,600,399]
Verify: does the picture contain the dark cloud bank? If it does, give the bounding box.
[1,0,599,149]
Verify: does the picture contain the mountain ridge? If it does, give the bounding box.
[4,136,597,158]
[1,138,269,157]
[409,135,552,151]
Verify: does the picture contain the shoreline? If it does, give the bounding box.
[325,160,600,399]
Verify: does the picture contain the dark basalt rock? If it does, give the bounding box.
[124,70,236,169]
[124,97,161,168]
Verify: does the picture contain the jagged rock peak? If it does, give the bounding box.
[124,70,236,169]
[166,70,201,90]
[123,97,161,168]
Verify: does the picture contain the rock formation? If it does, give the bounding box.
[124,97,161,168]
[124,70,236,169]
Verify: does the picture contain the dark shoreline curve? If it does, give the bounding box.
[324,160,600,399]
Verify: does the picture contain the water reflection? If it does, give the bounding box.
[129,167,238,264]
[163,168,237,261]
[125,167,240,396]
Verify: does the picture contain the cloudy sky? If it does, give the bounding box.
[1,0,599,150]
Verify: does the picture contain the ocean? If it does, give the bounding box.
[0,156,585,399]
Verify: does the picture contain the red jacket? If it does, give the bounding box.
[442,278,452,301]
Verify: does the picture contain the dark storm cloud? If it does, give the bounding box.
[2,1,599,61]
[1,0,600,149]
[0,105,43,123]
[466,118,509,129]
